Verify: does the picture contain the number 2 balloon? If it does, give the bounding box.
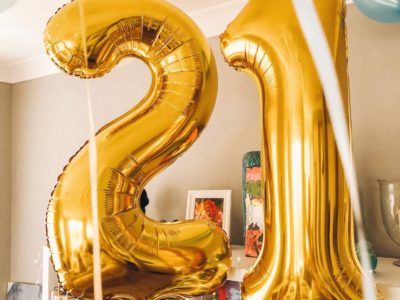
[44,0,231,298]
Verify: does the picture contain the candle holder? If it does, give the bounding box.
[378,179,400,267]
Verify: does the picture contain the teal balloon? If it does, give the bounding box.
[354,0,400,23]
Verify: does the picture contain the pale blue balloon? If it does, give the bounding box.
[353,0,400,23]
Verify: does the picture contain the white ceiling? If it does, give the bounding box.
[0,0,352,83]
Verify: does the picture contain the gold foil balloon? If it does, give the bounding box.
[44,0,231,298]
[221,0,380,299]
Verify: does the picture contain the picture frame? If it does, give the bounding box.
[186,190,232,236]
[7,282,42,300]
[218,280,241,300]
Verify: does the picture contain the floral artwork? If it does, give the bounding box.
[245,222,263,257]
[194,198,224,228]
[218,280,241,300]
[187,190,231,236]
[243,151,264,257]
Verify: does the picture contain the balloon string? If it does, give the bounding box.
[42,247,50,300]
[34,247,43,286]
[78,1,103,299]
[291,1,376,299]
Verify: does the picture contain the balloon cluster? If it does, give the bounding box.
[44,0,389,299]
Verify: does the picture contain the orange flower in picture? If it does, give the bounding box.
[194,198,223,228]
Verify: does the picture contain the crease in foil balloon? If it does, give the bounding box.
[220,0,381,299]
[291,1,377,299]
[44,0,231,299]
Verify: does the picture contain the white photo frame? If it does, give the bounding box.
[186,190,232,237]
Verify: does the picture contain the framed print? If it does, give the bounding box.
[186,190,232,236]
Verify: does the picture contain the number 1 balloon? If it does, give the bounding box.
[220,0,380,298]
[354,0,400,23]
[44,0,231,298]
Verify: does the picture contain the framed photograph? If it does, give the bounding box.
[186,190,232,236]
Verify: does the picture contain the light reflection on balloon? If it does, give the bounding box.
[221,0,380,298]
[44,0,231,298]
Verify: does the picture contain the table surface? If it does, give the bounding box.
[230,245,400,299]
[374,257,400,299]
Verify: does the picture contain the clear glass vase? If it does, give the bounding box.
[378,179,400,266]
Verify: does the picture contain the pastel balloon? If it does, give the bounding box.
[44,0,231,298]
[354,0,400,23]
[221,0,380,298]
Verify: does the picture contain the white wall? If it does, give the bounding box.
[8,5,400,286]
[348,7,400,257]
[0,83,11,297]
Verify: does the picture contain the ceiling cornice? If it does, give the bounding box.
[1,0,353,84]
[0,64,9,83]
